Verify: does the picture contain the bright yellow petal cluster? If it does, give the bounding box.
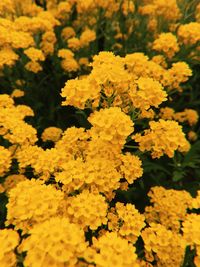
[142,223,186,267]
[0,146,12,177]
[24,47,45,62]
[167,62,193,91]
[91,232,139,267]
[20,217,88,267]
[133,119,190,158]
[174,109,199,126]
[153,32,180,58]
[0,174,26,193]
[80,28,96,47]
[0,94,37,146]
[145,186,192,231]
[129,77,167,111]
[119,153,143,184]
[182,214,200,266]
[90,52,129,85]
[41,127,63,142]
[0,48,19,70]
[89,107,134,147]
[65,191,108,230]
[108,202,145,243]
[178,22,200,45]
[58,48,79,72]
[0,229,19,267]
[56,157,122,198]
[61,77,100,109]
[6,179,64,232]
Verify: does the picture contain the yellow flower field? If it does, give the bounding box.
[0,0,200,266]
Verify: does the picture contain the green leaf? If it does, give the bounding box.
[172,170,185,182]
[182,141,200,168]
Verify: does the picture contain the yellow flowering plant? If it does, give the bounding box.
[0,0,200,266]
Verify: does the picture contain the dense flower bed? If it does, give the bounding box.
[0,0,200,266]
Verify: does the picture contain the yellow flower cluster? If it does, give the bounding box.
[24,47,45,62]
[0,174,26,193]
[145,186,192,231]
[182,214,200,266]
[61,51,193,113]
[142,223,186,267]
[0,229,19,267]
[65,29,96,51]
[159,107,199,126]
[152,32,180,58]
[19,217,88,267]
[108,202,145,243]
[168,62,193,91]
[61,76,101,109]
[119,153,143,184]
[88,107,134,146]
[129,77,167,111]
[11,89,24,98]
[191,191,200,209]
[41,127,63,142]
[0,0,200,266]
[178,22,200,45]
[0,94,37,146]
[139,0,181,22]
[90,232,139,267]
[0,146,12,177]
[6,179,64,232]
[55,157,121,198]
[24,47,45,73]
[174,109,199,126]
[65,190,108,230]
[188,130,198,142]
[58,49,79,72]
[0,48,19,70]
[133,119,190,158]
[55,126,89,160]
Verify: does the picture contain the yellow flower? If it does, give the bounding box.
[80,28,96,47]
[90,51,129,84]
[0,48,19,70]
[178,22,200,45]
[182,214,200,246]
[119,153,143,184]
[108,202,145,243]
[187,131,198,142]
[129,77,167,111]
[65,190,108,230]
[40,31,57,55]
[133,119,190,158]
[6,179,64,232]
[67,37,81,51]
[0,146,12,177]
[20,217,88,267]
[92,231,139,267]
[0,229,19,267]
[11,89,24,98]
[25,61,43,73]
[24,47,45,62]
[168,62,192,90]
[174,109,199,126]
[153,33,180,58]
[61,26,76,41]
[89,107,134,147]
[142,223,186,267]
[145,186,192,232]
[41,127,63,142]
[1,174,27,193]
[61,76,101,109]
